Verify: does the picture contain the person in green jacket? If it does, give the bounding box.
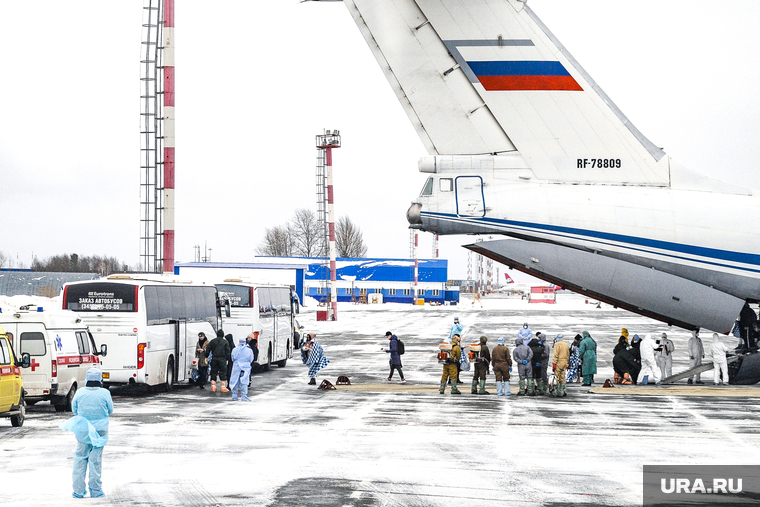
[578,330,597,386]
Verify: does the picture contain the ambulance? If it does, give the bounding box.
[0,323,30,427]
[0,305,106,412]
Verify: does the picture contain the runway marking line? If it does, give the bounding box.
[589,385,760,397]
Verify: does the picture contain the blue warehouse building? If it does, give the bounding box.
[304,258,459,305]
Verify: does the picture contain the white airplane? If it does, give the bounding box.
[313,0,760,382]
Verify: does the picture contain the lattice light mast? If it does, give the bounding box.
[316,130,341,321]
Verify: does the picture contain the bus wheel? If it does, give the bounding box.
[263,347,272,372]
[164,357,175,392]
[276,357,287,368]
[11,396,25,427]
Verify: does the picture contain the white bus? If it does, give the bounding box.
[215,280,297,370]
[62,275,219,389]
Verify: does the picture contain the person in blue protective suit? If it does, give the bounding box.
[513,337,534,395]
[448,317,465,384]
[60,367,114,499]
[448,316,464,341]
[517,322,532,346]
[230,337,254,401]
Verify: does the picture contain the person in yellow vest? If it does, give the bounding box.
[440,335,462,395]
[552,334,570,397]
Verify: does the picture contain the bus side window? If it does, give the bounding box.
[440,178,453,192]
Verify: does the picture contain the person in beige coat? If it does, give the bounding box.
[552,334,570,397]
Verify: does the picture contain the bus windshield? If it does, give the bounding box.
[64,282,137,312]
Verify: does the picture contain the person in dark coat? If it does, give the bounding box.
[471,335,491,394]
[206,329,230,393]
[528,337,546,396]
[224,333,235,385]
[612,339,637,385]
[384,331,405,383]
[195,332,209,389]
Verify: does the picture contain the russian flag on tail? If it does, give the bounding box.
[467,61,582,91]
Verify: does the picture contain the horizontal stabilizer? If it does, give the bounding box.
[466,239,745,333]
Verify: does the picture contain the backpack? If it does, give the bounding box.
[397,338,405,355]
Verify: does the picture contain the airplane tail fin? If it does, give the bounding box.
[343,0,670,185]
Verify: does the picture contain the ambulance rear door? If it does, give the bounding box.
[17,324,52,394]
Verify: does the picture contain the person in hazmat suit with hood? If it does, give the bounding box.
[552,334,570,397]
[491,336,513,396]
[710,332,731,385]
[229,337,254,401]
[60,367,114,499]
[517,322,532,346]
[578,331,598,386]
[440,335,462,395]
[687,330,705,385]
[637,333,661,385]
[512,336,534,395]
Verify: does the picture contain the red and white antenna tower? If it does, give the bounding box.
[316,130,341,321]
[140,0,175,274]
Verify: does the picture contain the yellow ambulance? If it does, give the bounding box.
[0,323,30,427]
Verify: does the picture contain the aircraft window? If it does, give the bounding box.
[420,178,434,196]
[440,178,453,192]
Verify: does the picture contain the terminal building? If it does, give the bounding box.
[174,257,459,305]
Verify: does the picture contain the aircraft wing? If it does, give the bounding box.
[342,0,670,185]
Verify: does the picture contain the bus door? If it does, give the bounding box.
[170,320,188,381]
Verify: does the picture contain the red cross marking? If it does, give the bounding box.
[30,359,40,372]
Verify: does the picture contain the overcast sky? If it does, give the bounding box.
[1,1,759,280]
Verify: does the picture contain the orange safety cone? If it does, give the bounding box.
[602,379,615,388]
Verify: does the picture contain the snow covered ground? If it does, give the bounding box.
[2,293,758,506]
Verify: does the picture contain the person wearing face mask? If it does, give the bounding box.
[687,330,705,385]
[517,322,532,346]
[655,332,675,380]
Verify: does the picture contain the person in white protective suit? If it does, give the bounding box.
[687,330,705,384]
[637,334,661,385]
[655,332,675,379]
[229,337,254,401]
[709,333,731,385]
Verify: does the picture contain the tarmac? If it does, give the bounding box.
[2,293,758,506]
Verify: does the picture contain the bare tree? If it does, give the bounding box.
[289,208,325,257]
[0,251,8,268]
[31,253,130,276]
[335,216,368,258]
[255,225,294,257]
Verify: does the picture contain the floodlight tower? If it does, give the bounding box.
[316,130,341,321]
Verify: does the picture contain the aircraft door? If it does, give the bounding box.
[455,176,485,217]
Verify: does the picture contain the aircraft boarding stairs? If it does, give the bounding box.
[657,356,740,385]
